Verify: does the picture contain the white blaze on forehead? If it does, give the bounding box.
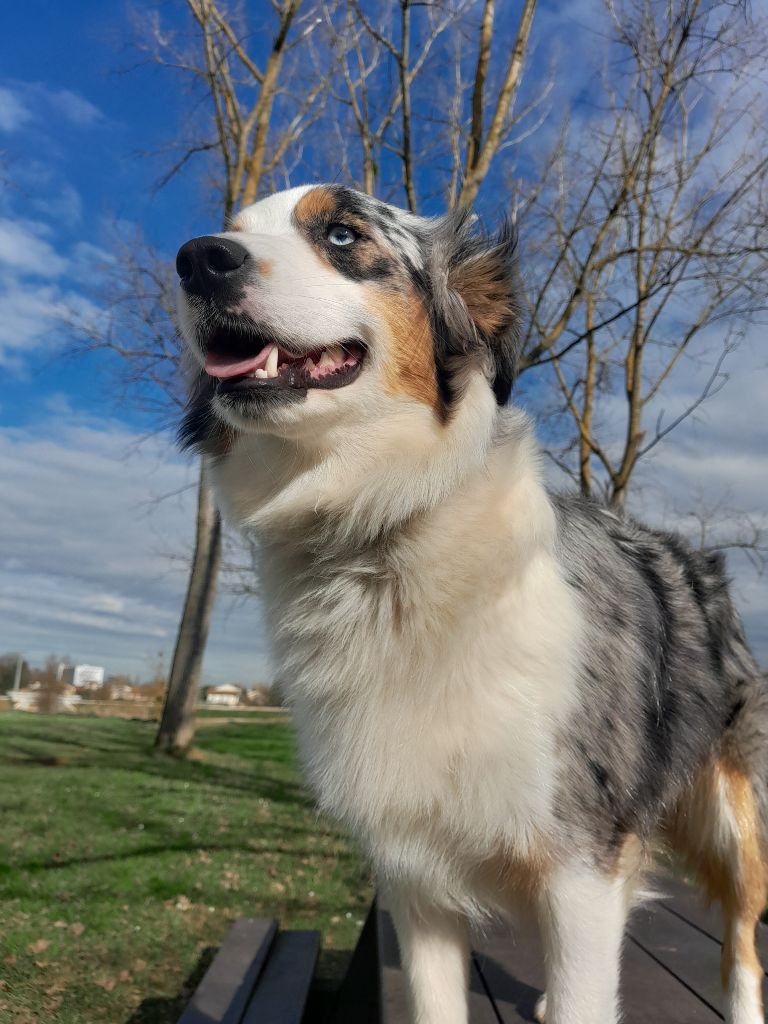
[215,185,373,349]
[232,184,317,235]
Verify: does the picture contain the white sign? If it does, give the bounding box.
[72,665,105,688]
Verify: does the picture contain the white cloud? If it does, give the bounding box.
[0,415,271,684]
[30,183,83,228]
[0,81,104,133]
[0,281,66,365]
[47,88,103,127]
[0,275,102,368]
[0,86,32,132]
[0,218,68,276]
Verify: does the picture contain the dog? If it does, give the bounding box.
[175,184,768,1024]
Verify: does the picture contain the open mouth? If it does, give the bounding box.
[204,326,364,394]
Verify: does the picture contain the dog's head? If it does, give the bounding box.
[176,184,523,454]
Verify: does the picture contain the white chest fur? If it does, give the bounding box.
[259,458,578,910]
[212,397,581,913]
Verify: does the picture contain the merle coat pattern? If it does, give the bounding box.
[175,184,768,1024]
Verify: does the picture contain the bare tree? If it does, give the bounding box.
[150,0,341,754]
[71,0,768,753]
[456,0,537,208]
[69,0,335,755]
[674,494,767,575]
[518,0,768,508]
[327,0,540,210]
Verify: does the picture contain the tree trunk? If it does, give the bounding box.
[155,459,222,755]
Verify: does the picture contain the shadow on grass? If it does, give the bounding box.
[124,946,217,1024]
[5,836,358,876]
[0,720,313,809]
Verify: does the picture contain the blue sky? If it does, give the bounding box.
[1,1,765,682]
[0,1,276,683]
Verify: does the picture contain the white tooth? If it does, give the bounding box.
[328,345,344,363]
[304,358,315,372]
[318,350,335,369]
[254,368,268,378]
[266,345,279,378]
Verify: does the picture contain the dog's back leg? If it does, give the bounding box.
[667,756,768,1024]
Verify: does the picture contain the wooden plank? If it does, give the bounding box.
[241,930,320,1024]
[177,917,277,1024]
[622,939,722,1023]
[627,902,733,1017]
[472,922,545,1024]
[467,958,506,1024]
[376,905,499,1023]
[376,907,408,1024]
[332,902,381,1024]
[368,888,734,1023]
[657,875,768,973]
[473,914,722,1024]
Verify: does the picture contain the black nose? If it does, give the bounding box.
[175,235,250,298]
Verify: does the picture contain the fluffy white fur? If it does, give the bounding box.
[178,185,767,1024]
[214,378,580,893]
[210,373,596,1022]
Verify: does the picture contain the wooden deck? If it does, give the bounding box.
[372,874,768,1023]
[174,874,767,1022]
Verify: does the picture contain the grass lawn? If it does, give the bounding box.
[0,714,372,1024]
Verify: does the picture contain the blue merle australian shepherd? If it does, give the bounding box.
[175,184,768,1024]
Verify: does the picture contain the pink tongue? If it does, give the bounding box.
[205,344,272,379]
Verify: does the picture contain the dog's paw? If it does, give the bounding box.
[533,993,547,1023]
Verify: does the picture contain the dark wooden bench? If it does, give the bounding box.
[176,918,319,1024]
[178,874,768,1022]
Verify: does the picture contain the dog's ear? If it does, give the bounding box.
[427,211,523,409]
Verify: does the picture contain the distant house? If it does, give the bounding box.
[243,686,273,707]
[10,684,81,713]
[8,689,36,712]
[205,684,242,707]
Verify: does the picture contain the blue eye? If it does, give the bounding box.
[327,224,357,246]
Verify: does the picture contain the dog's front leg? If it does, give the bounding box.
[537,863,630,1024]
[387,887,470,1024]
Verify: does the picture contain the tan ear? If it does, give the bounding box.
[447,243,520,337]
[430,216,523,406]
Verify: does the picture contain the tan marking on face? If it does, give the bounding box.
[252,257,272,278]
[230,215,247,232]
[294,186,337,225]
[368,288,439,413]
[663,757,767,995]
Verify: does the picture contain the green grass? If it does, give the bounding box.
[0,714,372,1024]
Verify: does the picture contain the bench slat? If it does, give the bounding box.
[376,905,409,1023]
[472,909,723,1023]
[621,939,722,1023]
[472,922,545,1023]
[177,918,276,1024]
[658,874,768,974]
[241,930,320,1024]
[627,901,735,1017]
